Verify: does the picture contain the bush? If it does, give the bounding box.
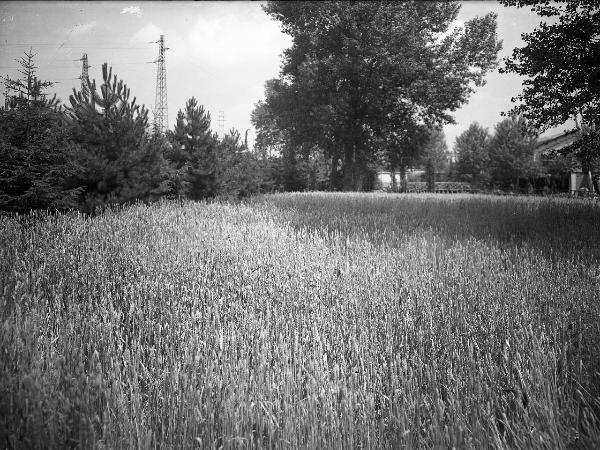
[404,181,472,193]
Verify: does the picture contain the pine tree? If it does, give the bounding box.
[167,97,218,199]
[0,49,82,213]
[66,63,171,211]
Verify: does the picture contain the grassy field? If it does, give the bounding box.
[1,192,599,449]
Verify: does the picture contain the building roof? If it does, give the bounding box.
[535,129,579,152]
[534,129,580,161]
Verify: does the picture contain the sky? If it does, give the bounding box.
[0,1,572,151]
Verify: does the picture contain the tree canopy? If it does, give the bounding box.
[260,1,502,190]
[453,122,490,185]
[500,0,600,171]
[487,115,539,187]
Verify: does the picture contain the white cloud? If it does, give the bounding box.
[156,13,291,72]
[121,6,142,18]
[130,14,290,69]
[131,23,164,44]
[71,21,97,36]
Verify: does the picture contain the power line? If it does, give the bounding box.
[0,43,152,50]
[0,59,80,64]
[0,61,155,70]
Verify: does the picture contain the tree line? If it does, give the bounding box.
[0,51,283,214]
[252,0,598,193]
[2,1,597,213]
[452,117,578,193]
[252,2,502,191]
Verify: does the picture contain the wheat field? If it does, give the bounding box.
[1,193,599,449]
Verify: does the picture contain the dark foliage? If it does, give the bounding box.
[166,97,218,199]
[500,0,600,171]
[453,122,491,187]
[0,50,83,213]
[66,63,172,212]
[487,116,540,188]
[260,1,501,190]
[216,129,262,199]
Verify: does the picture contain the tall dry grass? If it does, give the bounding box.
[1,193,599,448]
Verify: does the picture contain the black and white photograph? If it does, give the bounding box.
[1,0,599,448]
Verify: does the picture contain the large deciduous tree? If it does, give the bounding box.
[454,122,490,186]
[260,1,501,190]
[252,80,330,192]
[251,81,290,161]
[500,0,600,189]
[420,128,451,191]
[487,115,539,189]
[251,86,301,191]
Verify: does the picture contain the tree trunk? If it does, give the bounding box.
[390,166,397,192]
[399,164,407,193]
[426,158,435,192]
[581,160,594,193]
[585,170,594,193]
[342,143,363,191]
[329,156,338,191]
[342,147,353,191]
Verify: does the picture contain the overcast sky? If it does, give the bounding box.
[0,1,571,151]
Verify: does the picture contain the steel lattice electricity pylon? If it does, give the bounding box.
[77,53,91,92]
[153,35,169,134]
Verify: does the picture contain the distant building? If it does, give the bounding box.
[376,171,401,189]
[534,130,595,194]
[376,169,424,190]
[533,130,579,162]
